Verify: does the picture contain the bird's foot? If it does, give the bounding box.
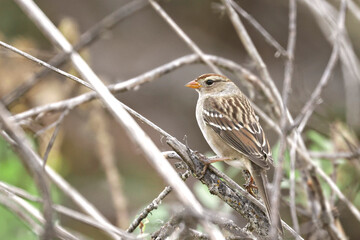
[243,170,258,198]
[190,151,209,180]
[192,152,230,179]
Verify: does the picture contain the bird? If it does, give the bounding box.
[185,73,283,234]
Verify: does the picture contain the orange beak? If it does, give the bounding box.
[185,80,201,89]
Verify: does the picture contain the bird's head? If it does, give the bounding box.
[185,73,236,96]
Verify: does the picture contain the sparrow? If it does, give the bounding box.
[185,73,283,234]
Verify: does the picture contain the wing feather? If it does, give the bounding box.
[203,96,273,169]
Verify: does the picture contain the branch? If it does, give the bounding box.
[91,108,129,228]
[42,108,69,166]
[309,149,360,160]
[127,186,172,233]
[0,40,93,90]
[271,0,297,236]
[290,43,340,132]
[149,0,221,74]
[228,1,287,57]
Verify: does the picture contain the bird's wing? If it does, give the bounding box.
[203,96,273,169]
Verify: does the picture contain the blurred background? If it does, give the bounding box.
[0,0,360,239]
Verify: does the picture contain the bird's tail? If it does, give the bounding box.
[252,167,284,236]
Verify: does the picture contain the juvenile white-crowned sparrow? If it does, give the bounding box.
[185,73,283,234]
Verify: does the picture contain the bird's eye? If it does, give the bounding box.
[205,79,214,86]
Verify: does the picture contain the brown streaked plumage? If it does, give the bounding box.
[185,73,283,235]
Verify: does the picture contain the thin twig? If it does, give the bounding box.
[91,107,129,228]
[0,40,93,90]
[288,5,348,234]
[309,149,360,159]
[148,0,222,74]
[270,0,297,236]
[345,0,360,21]
[42,108,70,167]
[127,186,172,233]
[290,43,340,132]
[289,133,300,236]
[151,214,183,239]
[229,1,287,57]
[126,170,190,233]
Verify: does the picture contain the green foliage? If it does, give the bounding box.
[0,137,62,239]
[275,129,360,209]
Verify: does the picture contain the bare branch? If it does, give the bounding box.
[345,0,360,21]
[0,40,93,90]
[289,133,300,236]
[309,149,360,159]
[149,0,221,74]
[91,108,129,228]
[270,0,297,236]
[290,44,340,132]
[127,186,172,233]
[229,1,287,57]
[127,169,191,234]
[42,109,69,166]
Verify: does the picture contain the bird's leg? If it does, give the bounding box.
[191,152,231,179]
[201,156,232,164]
[243,170,258,198]
[198,156,231,179]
